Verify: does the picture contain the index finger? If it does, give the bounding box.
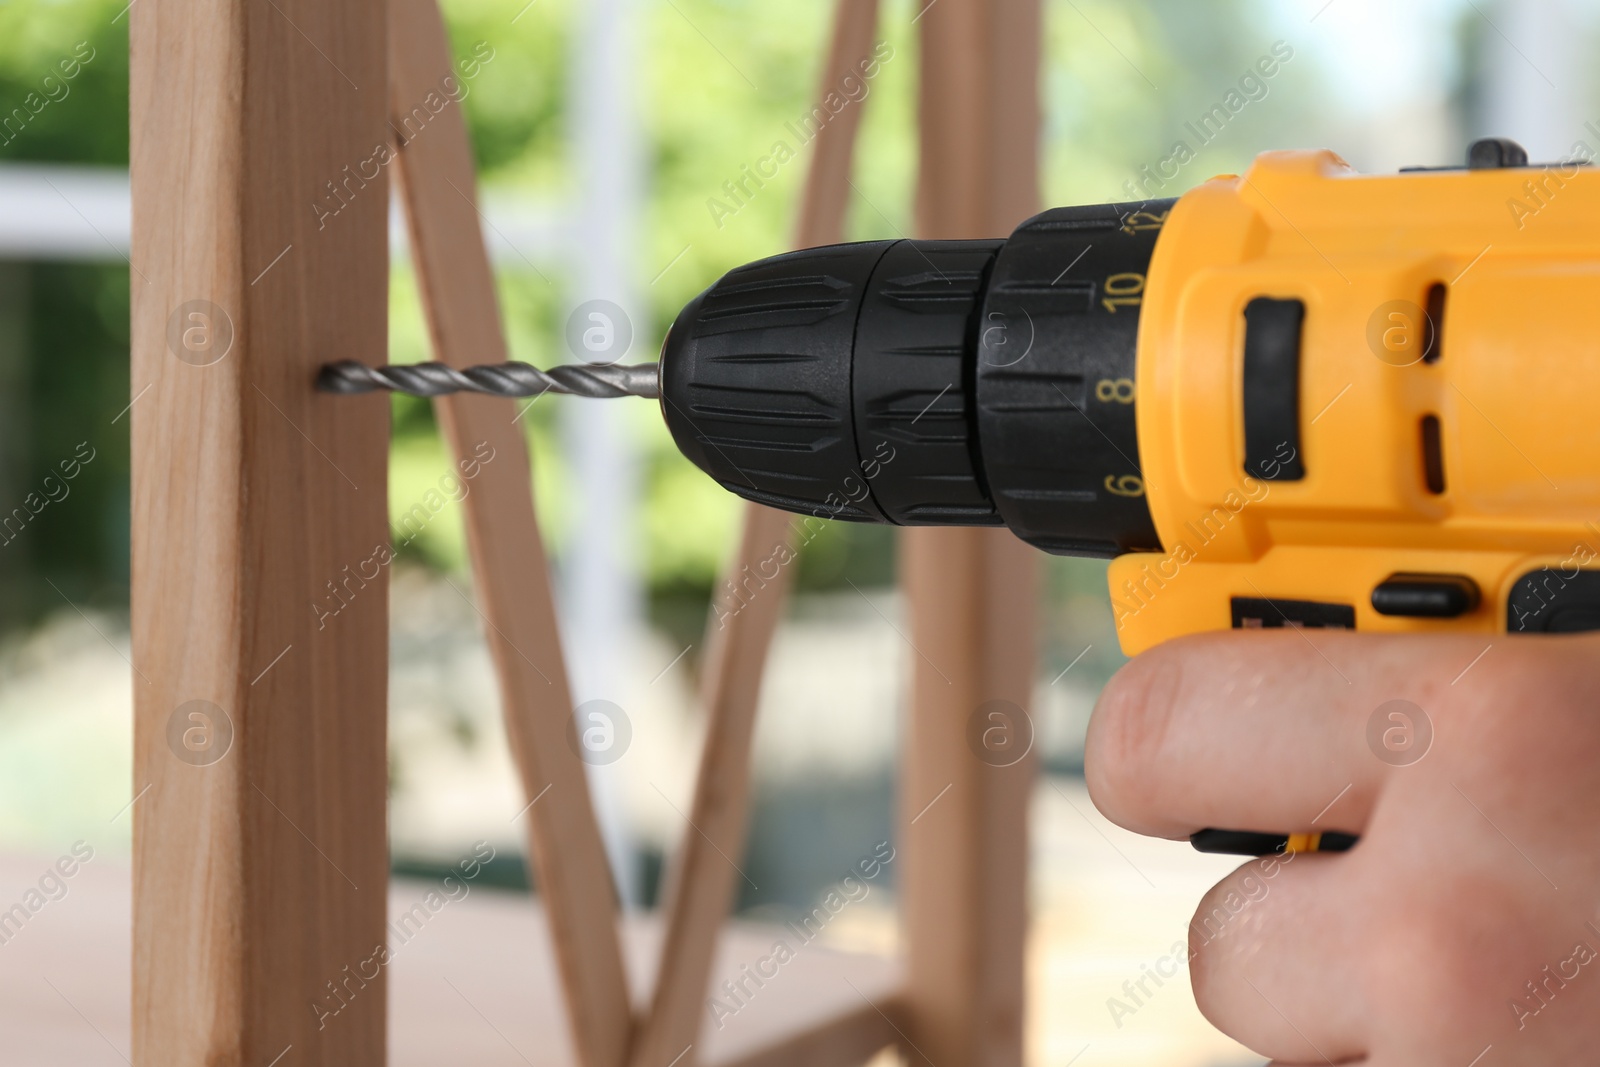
[1084,628,1463,841]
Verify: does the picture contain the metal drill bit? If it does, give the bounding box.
[317,360,660,400]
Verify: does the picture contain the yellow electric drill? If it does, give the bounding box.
[322,137,1597,851]
[656,138,1600,661]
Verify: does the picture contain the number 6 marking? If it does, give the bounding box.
[1105,474,1145,498]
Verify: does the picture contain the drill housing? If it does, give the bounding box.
[660,143,1600,654]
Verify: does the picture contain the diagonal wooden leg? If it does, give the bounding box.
[627,3,885,1066]
[388,2,634,1066]
[629,502,793,1067]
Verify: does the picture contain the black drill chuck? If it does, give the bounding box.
[659,200,1173,558]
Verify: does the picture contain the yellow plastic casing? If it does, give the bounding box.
[1109,149,1600,656]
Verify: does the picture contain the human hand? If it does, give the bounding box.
[1085,629,1600,1065]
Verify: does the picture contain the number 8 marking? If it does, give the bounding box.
[1095,378,1136,404]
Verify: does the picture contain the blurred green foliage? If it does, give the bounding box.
[0,0,131,627]
[0,0,1329,634]
[0,2,127,166]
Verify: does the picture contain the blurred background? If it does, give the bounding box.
[0,0,1596,1062]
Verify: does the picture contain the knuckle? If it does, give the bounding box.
[1440,637,1600,763]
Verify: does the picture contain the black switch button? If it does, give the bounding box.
[1467,137,1528,169]
[1401,137,1532,174]
[1371,573,1480,618]
[1242,297,1306,481]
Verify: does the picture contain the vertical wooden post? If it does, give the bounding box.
[899,1,1043,1066]
[130,2,391,1064]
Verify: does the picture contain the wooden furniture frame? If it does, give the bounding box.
[129,0,1042,1064]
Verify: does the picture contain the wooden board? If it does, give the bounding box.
[628,4,884,1066]
[386,2,635,1066]
[712,1002,900,1067]
[0,855,899,1067]
[900,1,1044,1065]
[129,1,392,1063]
